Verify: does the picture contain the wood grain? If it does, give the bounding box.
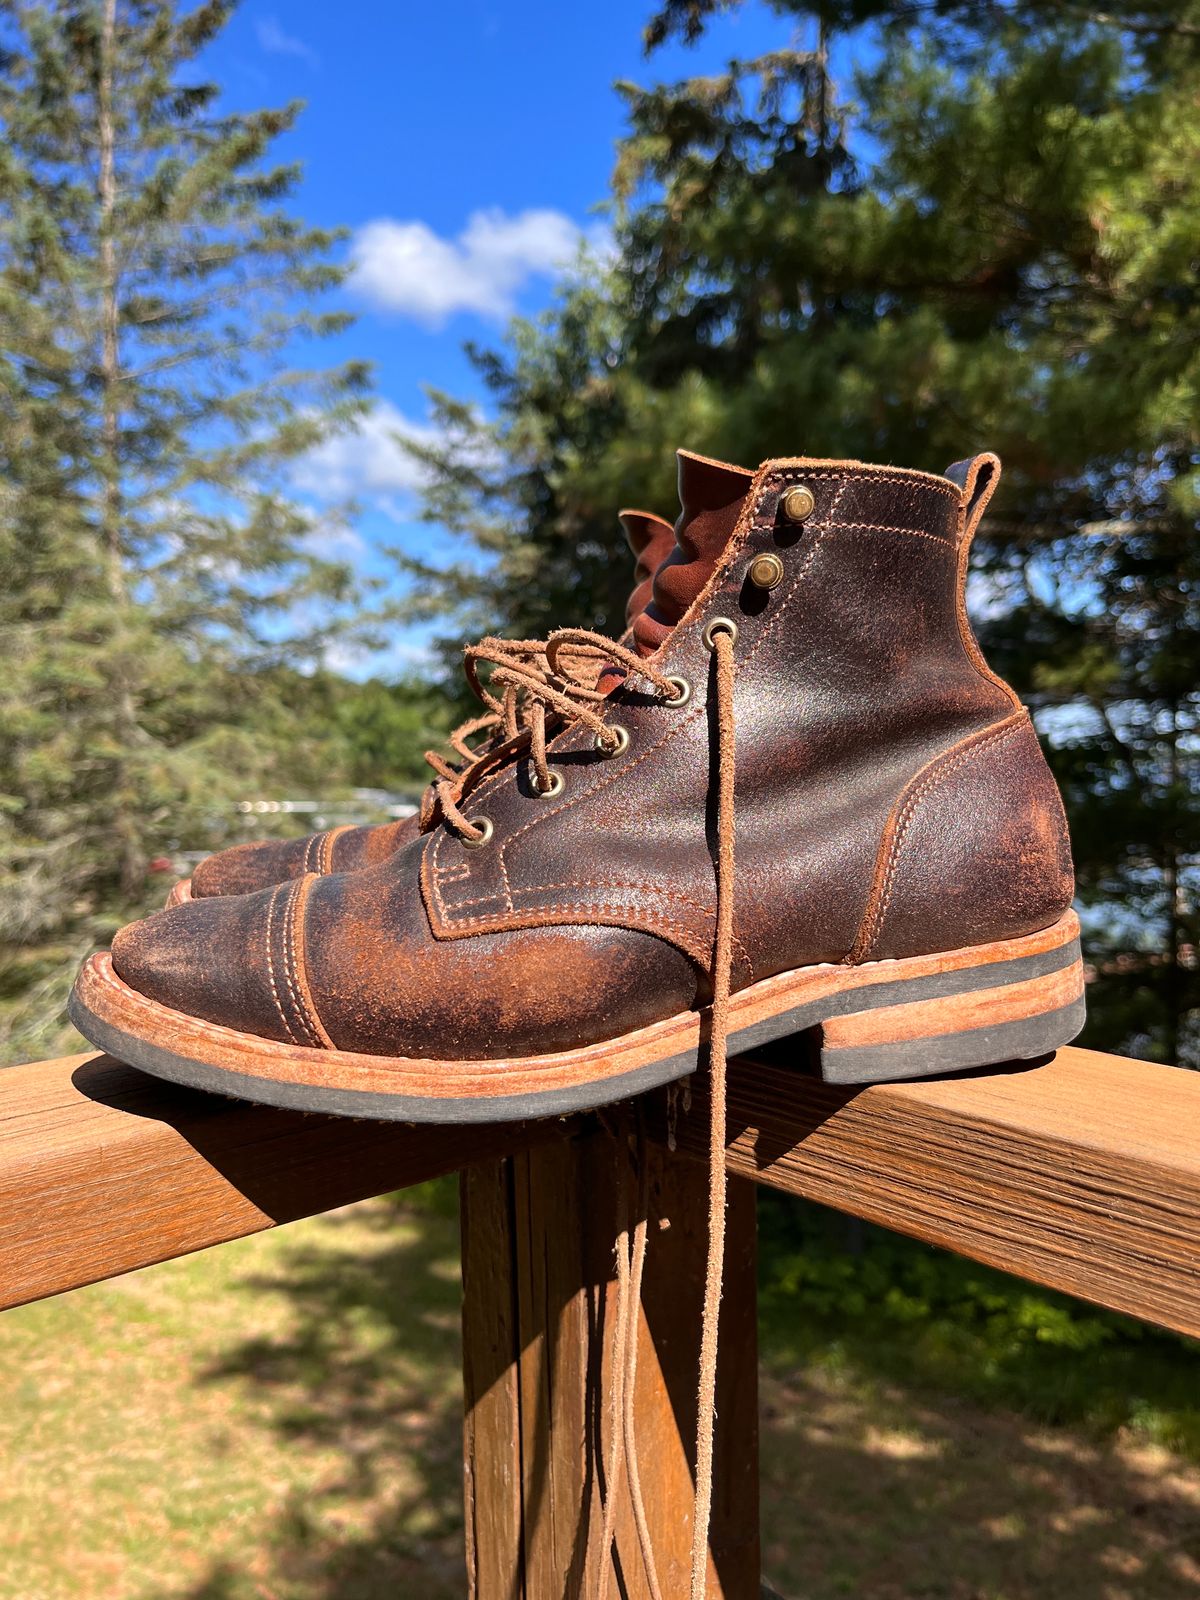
[0,1053,557,1312]
[461,1158,524,1599]
[460,1128,760,1599]
[654,1044,1200,1338]
[5,1042,1198,1340]
[629,1141,760,1598]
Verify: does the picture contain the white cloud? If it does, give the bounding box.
[256,17,319,66]
[323,634,438,679]
[351,208,601,326]
[295,401,438,505]
[302,517,366,558]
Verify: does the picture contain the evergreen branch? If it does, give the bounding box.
[1047,2,1200,35]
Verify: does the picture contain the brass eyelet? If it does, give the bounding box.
[594,723,630,757]
[702,617,739,651]
[462,816,494,849]
[662,675,691,707]
[780,484,815,523]
[533,770,565,798]
[747,551,785,591]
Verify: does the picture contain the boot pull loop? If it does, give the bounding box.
[945,452,1002,548]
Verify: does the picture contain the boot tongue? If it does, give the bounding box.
[619,509,677,627]
[632,449,755,657]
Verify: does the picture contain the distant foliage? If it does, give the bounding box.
[0,0,394,1054]
[407,1,1200,1065]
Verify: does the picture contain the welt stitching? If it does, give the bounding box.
[263,883,300,1046]
[858,716,1029,960]
[281,877,322,1049]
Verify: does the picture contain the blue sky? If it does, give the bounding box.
[200,0,795,673]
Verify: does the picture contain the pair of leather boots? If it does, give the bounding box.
[71,446,1083,1119]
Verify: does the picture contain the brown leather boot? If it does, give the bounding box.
[171,508,678,905]
[73,450,1083,1122]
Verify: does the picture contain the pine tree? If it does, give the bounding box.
[395,282,649,700]
[407,2,1200,1064]
[0,0,374,1054]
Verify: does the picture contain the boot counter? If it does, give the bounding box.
[851,712,1075,964]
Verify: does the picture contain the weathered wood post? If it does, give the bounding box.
[462,1120,761,1598]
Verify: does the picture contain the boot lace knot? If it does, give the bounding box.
[435,627,683,843]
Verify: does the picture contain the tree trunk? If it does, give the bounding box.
[97,0,143,898]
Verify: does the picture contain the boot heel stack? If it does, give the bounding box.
[815,914,1085,1085]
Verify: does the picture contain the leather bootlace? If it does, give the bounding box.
[441,623,737,1599]
[690,622,735,1599]
[419,639,562,795]
[435,628,682,839]
[595,1105,663,1600]
[420,711,505,786]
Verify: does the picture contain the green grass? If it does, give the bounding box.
[757,1194,1200,1458]
[0,1186,467,1600]
[756,1196,1200,1598]
[0,1183,1197,1600]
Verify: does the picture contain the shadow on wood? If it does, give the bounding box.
[649,1044,1200,1339]
[0,1052,559,1310]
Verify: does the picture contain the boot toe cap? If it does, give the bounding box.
[112,888,296,1044]
[191,836,311,898]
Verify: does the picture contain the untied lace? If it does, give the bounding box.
[438,623,737,1600]
[420,710,503,786]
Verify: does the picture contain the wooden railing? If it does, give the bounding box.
[3,1043,1198,1597]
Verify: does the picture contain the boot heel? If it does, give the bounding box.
[816,927,1086,1086]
